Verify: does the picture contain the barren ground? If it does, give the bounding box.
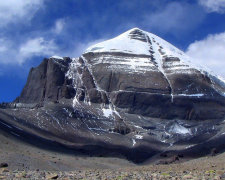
[0,129,225,179]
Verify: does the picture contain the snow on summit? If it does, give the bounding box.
[86,28,151,55]
[85,28,225,86]
[84,28,193,76]
[83,28,225,99]
[85,28,186,58]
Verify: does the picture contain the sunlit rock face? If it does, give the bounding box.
[1,28,225,163]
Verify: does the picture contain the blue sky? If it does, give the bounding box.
[0,0,225,102]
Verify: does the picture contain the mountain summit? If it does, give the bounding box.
[86,28,185,57]
[0,28,225,163]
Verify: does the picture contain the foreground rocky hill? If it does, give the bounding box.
[0,28,225,163]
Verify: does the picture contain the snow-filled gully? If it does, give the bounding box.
[149,37,174,102]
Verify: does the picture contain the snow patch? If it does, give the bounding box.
[102,108,113,118]
[185,144,196,149]
[177,93,205,97]
[134,135,143,139]
[86,28,151,55]
[132,139,136,146]
[134,125,142,129]
[169,123,191,135]
[50,56,63,60]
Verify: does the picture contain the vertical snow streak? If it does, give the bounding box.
[65,58,83,107]
[81,56,121,118]
[149,37,174,102]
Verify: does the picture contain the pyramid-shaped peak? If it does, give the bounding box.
[85,27,185,59]
[85,27,152,55]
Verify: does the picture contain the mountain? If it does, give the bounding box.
[1,28,225,163]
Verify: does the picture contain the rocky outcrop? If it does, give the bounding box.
[15,57,76,103]
[15,53,225,120]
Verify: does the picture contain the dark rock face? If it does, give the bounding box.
[80,52,225,120]
[15,59,48,103]
[15,57,75,103]
[15,53,225,120]
[83,52,170,94]
[1,28,225,163]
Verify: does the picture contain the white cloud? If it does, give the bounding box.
[19,37,59,63]
[0,0,43,26]
[186,32,225,78]
[0,37,59,65]
[198,0,225,13]
[0,0,48,67]
[144,2,205,35]
[0,36,104,66]
[52,19,66,34]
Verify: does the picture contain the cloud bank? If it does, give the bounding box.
[0,37,59,65]
[186,32,225,78]
[19,38,59,63]
[198,0,225,13]
[0,0,43,26]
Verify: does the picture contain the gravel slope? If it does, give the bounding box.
[0,129,225,179]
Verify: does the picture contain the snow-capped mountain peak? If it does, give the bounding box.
[83,28,225,99]
[84,28,194,75]
[85,28,225,86]
[85,28,185,58]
